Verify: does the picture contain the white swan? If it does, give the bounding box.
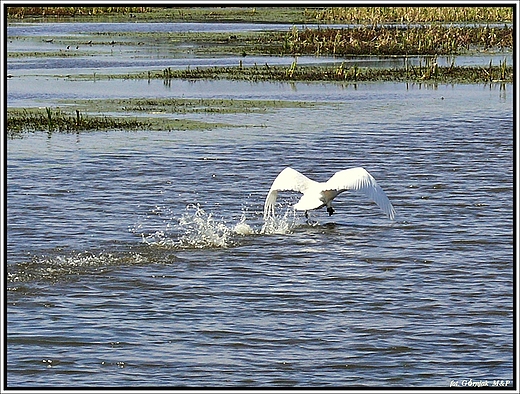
[264,167,395,220]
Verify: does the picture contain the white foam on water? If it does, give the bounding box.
[139,203,299,249]
[177,204,234,248]
[233,214,255,235]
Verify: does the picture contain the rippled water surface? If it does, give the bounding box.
[6,21,514,389]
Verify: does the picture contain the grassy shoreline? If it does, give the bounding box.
[7,6,513,23]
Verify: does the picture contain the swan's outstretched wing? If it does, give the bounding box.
[263,167,318,219]
[325,167,396,220]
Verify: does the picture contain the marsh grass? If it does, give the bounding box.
[88,25,512,56]
[7,6,513,24]
[7,6,153,18]
[8,19,510,61]
[7,100,288,137]
[6,6,311,23]
[308,7,513,24]
[7,97,324,137]
[7,107,150,136]
[278,25,512,56]
[97,61,512,84]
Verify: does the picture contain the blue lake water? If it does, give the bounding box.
[6,20,514,389]
[7,80,513,388]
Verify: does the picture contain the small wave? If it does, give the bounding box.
[8,251,148,286]
[9,206,300,287]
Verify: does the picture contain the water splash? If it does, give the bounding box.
[140,204,258,249]
[138,203,301,250]
[261,207,299,235]
[233,214,255,235]
[177,204,235,248]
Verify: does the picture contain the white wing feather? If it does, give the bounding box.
[264,166,395,220]
[263,167,318,219]
[325,167,395,220]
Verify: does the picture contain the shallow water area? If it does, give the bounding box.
[7,21,512,80]
[7,76,513,387]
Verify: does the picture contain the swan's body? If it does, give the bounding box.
[264,167,395,220]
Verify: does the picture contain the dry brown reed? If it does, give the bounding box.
[278,25,512,56]
[7,6,152,18]
[307,7,513,23]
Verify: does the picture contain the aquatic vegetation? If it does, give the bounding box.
[482,59,510,83]
[6,6,312,24]
[7,98,321,137]
[102,61,512,84]
[6,102,268,137]
[7,50,91,58]
[8,24,511,62]
[7,107,228,137]
[88,24,512,57]
[277,25,512,56]
[7,107,150,136]
[70,97,319,114]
